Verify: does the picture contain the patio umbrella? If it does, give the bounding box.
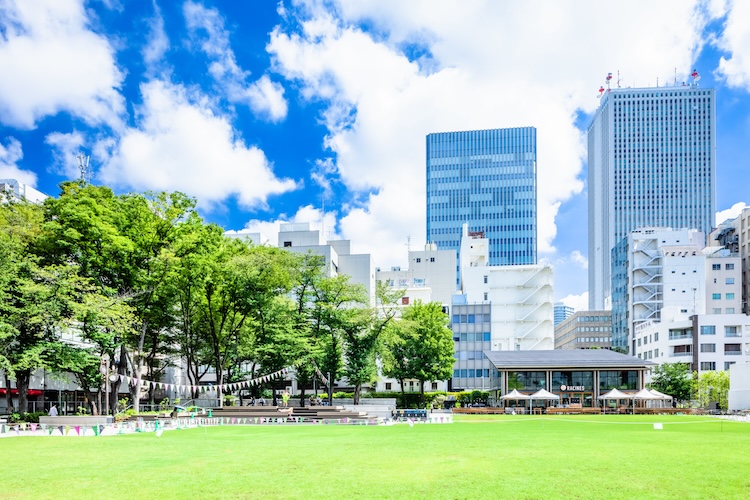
[598,388,630,413]
[632,388,663,412]
[648,389,673,408]
[500,389,530,412]
[529,388,560,412]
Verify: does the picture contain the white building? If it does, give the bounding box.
[227,222,376,304]
[451,225,554,391]
[634,314,750,377]
[611,227,706,352]
[0,179,48,203]
[375,243,456,310]
[710,207,750,314]
[588,85,716,310]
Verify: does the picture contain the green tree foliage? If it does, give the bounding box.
[648,362,693,403]
[0,197,80,412]
[381,300,454,407]
[694,370,729,410]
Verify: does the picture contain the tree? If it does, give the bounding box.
[648,362,693,403]
[0,197,80,412]
[381,300,455,407]
[342,281,402,404]
[694,370,729,410]
[402,301,455,406]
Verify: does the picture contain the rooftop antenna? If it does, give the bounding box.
[406,234,411,253]
[75,153,90,185]
[617,70,621,88]
[674,67,677,86]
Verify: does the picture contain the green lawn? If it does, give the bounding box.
[5,415,749,499]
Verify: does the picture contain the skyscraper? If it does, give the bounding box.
[588,85,716,309]
[426,127,537,281]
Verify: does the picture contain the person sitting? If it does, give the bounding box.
[258,397,266,406]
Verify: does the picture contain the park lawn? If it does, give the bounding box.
[4,415,749,499]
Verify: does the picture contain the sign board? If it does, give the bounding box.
[560,385,585,392]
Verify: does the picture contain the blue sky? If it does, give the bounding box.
[2,0,750,311]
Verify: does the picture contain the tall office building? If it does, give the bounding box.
[588,85,716,309]
[426,127,537,282]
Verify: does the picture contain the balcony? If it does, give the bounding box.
[670,352,692,357]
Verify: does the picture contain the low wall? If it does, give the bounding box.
[39,416,114,426]
[341,405,394,419]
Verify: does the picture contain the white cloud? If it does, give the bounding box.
[183,0,288,121]
[559,292,588,313]
[236,205,340,246]
[570,251,588,270]
[0,137,36,186]
[716,201,748,225]
[268,1,710,269]
[716,0,750,90]
[97,79,297,209]
[45,131,86,179]
[0,0,124,129]
[142,1,170,72]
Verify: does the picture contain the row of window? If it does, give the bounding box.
[700,361,736,371]
[453,332,491,342]
[452,314,491,324]
[711,263,735,270]
[700,326,743,336]
[577,315,610,322]
[453,369,491,378]
[576,337,609,343]
[711,293,735,300]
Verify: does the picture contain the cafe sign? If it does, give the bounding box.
[560,385,585,392]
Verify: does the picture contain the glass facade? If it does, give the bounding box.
[451,303,494,390]
[426,127,537,276]
[610,237,629,351]
[589,87,715,309]
[598,370,638,391]
[507,371,546,391]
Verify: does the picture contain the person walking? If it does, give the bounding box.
[48,404,58,417]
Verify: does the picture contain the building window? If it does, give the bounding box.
[402,297,410,305]
[712,293,721,300]
[712,308,722,314]
[483,275,488,284]
[726,308,735,314]
[416,258,421,263]
[700,325,716,335]
[483,292,488,301]
[431,382,438,390]
[712,264,721,270]
[430,257,435,262]
[725,326,740,337]
[700,343,716,353]
[385,383,392,390]
[726,278,735,285]
[725,362,736,370]
[283,241,292,247]
[725,344,742,355]
[726,263,735,270]
[726,293,735,300]
[700,361,716,371]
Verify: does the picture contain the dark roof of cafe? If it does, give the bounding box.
[484,349,656,370]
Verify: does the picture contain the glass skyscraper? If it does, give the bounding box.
[426,127,537,279]
[588,86,716,309]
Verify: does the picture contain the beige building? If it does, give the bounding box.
[555,311,612,350]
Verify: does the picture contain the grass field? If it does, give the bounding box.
[4,415,749,499]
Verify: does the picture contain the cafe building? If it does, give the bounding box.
[484,349,656,409]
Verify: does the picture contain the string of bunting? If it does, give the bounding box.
[118,367,291,394]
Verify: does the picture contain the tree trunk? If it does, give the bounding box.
[399,379,406,408]
[353,384,361,405]
[132,320,148,413]
[4,373,13,412]
[420,380,426,409]
[16,370,30,414]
